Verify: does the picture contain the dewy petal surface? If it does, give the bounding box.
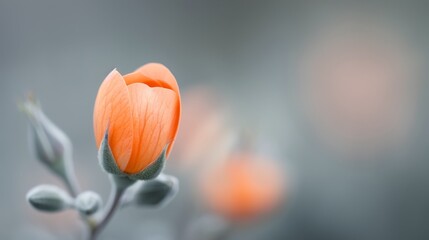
[124,63,181,156]
[125,83,178,174]
[93,69,133,170]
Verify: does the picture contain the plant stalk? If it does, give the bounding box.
[87,175,135,240]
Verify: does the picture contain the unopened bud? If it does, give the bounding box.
[26,185,73,212]
[20,97,73,177]
[75,191,102,215]
[133,174,179,208]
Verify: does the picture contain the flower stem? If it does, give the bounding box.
[88,175,135,240]
[61,173,80,198]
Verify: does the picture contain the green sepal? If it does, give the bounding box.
[98,129,126,176]
[98,128,167,180]
[129,146,167,181]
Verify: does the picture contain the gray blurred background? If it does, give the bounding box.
[1,0,429,239]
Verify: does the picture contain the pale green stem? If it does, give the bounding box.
[87,175,135,240]
[60,171,80,198]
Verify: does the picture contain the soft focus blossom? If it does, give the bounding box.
[93,63,181,174]
[200,153,284,220]
[173,86,236,169]
[298,17,418,155]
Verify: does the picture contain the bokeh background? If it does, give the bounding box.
[1,1,429,239]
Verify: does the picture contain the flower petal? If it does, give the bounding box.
[124,63,181,157]
[124,83,178,174]
[124,63,179,94]
[93,69,133,170]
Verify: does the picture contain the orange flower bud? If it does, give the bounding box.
[200,153,284,220]
[93,63,181,175]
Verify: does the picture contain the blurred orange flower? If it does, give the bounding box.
[200,153,284,220]
[173,86,234,169]
[298,18,417,155]
[93,63,181,174]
